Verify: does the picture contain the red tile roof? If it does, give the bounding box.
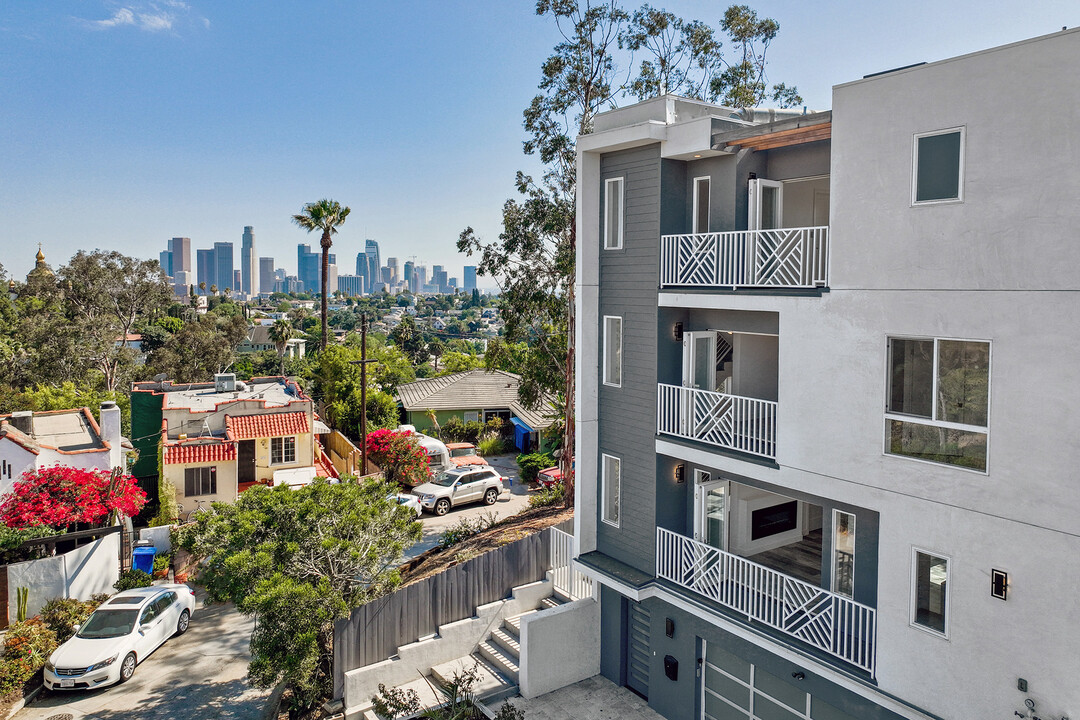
[225,411,309,440]
[163,441,237,465]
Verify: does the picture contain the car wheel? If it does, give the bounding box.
[119,652,137,683]
[176,609,190,635]
[484,488,498,505]
[434,499,450,516]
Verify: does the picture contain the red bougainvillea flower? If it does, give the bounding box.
[0,465,147,530]
[365,429,432,485]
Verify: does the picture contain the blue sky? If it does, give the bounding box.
[1,0,1077,287]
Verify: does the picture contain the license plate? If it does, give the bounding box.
[60,679,75,687]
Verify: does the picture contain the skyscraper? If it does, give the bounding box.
[365,240,380,286]
[464,265,477,292]
[159,250,173,278]
[298,244,319,295]
[240,226,256,296]
[259,257,275,294]
[386,257,399,282]
[213,242,234,292]
[403,261,414,292]
[196,249,215,293]
[169,237,191,273]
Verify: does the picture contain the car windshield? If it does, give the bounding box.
[430,472,461,488]
[450,448,475,457]
[78,609,139,639]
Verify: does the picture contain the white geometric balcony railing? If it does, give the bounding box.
[660,226,829,289]
[656,527,876,676]
[657,383,777,460]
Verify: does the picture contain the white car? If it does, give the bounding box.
[411,466,508,516]
[44,584,196,691]
[390,493,423,518]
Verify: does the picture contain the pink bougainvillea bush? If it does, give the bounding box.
[366,429,433,486]
[0,466,147,530]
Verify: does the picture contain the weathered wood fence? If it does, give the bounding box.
[333,529,552,698]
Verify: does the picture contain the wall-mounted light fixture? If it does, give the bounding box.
[675,464,685,483]
[991,569,1008,600]
[673,322,684,342]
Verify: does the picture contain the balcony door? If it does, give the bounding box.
[748,178,783,231]
[694,474,727,552]
[682,332,717,391]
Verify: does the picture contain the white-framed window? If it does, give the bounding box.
[604,177,624,250]
[831,510,855,599]
[692,176,711,233]
[911,547,950,637]
[463,411,480,424]
[885,336,989,472]
[601,453,620,527]
[912,127,965,204]
[271,436,297,465]
[184,466,217,497]
[603,315,623,387]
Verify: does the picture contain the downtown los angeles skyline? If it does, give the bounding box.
[2,0,1078,281]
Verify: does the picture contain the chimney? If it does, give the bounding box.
[10,411,32,435]
[100,402,123,469]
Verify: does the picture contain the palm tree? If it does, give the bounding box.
[292,199,351,351]
[268,319,293,376]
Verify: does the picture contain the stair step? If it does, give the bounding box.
[478,640,520,683]
[430,655,513,696]
[489,627,520,659]
[504,609,537,636]
[540,595,566,609]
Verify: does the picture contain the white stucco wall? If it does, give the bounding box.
[7,533,120,621]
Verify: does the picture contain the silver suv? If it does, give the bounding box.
[411,466,508,516]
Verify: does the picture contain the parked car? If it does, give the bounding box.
[411,465,508,516]
[446,442,487,468]
[537,459,574,489]
[44,584,196,691]
[390,493,423,518]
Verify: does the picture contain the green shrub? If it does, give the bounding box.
[40,595,108,643]
[439,513,498,549]
[516,452,556,483]
[152,552,172,575]
[441,416,466,442]
[477,432,504,457]
[0,617,58,698]
[529,484,565,508]
[114,569,152,592]
[463,421,485,443]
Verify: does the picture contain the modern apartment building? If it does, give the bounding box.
[572,30,1079,720]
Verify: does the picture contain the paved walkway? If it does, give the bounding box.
[505,676,662,720]
[13,590,273,720]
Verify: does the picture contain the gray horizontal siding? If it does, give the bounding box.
[597,143,661,575]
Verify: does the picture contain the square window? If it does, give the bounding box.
[886,337,989,471]
[604,177,624,249]
[184,466,217,496]
[912,549,949,636]
[603,316,622,387]
[601,454,620,526]
[913,128,964,204]
[271,436,296,464]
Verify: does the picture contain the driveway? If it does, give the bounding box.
[403,454,533,560]
[13,589,273,720]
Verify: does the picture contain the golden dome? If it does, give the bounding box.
[35,247,45,262]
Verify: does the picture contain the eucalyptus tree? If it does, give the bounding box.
[292,199,351,351]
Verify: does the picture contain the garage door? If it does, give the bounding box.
[702,641,859,720]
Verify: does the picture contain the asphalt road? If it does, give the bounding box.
[13,590,273,720]
[402,454,533,560]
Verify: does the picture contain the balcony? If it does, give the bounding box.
[657,383,776,460]
[656,527,876,675]
[660,226,829,290]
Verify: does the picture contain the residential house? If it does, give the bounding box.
[571,30,1079,720]
[131,374,334,510]
[395,370,557,453]
[237,325,306,359]
[0,404,124,495]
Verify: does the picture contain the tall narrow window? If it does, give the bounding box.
[693,176,711,233]
[604,177,624,249]
[832,510,856,598]
[603,316,622,387]
[886,337,989,471]
[602,454,621,526]
[912,128,965,204]
[912,549,949,636]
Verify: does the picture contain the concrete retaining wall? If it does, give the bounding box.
[343,579,553,713]
[7,533,120,620]
[519,597,600,699]
[138,525,173,554]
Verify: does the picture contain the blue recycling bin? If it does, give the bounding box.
[132,545,157,575]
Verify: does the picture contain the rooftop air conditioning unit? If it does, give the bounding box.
[215,373,237,393]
